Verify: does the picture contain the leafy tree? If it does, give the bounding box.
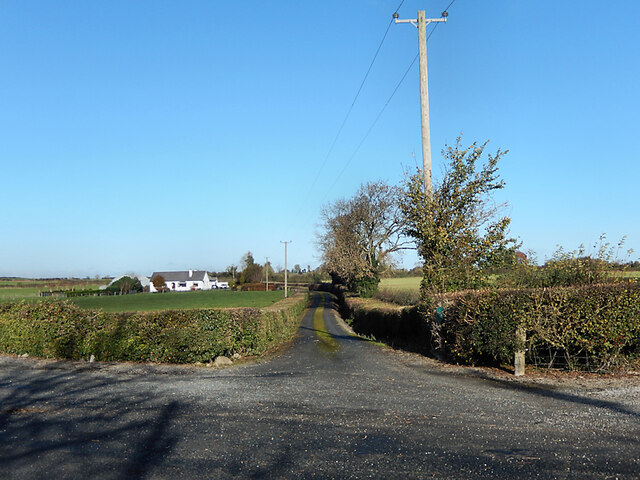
[241,252,255,270]
[239,251,263,283]
[318,180,411,296]
[107,276,143,295]
[264,261,275,278]
[225,265,238,280]
[403,137,517,294]
[152,274,167,292]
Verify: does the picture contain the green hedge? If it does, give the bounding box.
[318,281,640,371]
[436,284,640,369]
[0,294,307,363]
[311,283,427,352]
[342,297,427,353]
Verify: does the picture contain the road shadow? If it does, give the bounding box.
[0,358,182,478]
[423,366,640,420]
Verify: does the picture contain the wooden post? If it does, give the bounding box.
[514,325,526,376]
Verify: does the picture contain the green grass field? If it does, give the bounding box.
[0,287,42,300]
[0,279,108,295]
[379,277,421,292]
[379,272,639,292]
[0,278,291,312]
[66,290,286,313]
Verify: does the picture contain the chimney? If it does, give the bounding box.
[189,270,193,278]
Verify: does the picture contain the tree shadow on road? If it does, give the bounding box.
[0,358,182,478]
[423,366,640,420]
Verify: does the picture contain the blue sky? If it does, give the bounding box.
[1,0,638,278]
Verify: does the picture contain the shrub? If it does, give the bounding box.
[0,301,88,358]
[323,280,640,372]
[351,276,379,298]
[402,137,517,294]
[345,297,427,352]
[432,284,640,370]
[496,236,634,289]
[0,295,307,363]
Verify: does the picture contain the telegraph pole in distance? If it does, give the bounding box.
[394,10,447,197]
[265,257,269,292]
[280,241,292,298]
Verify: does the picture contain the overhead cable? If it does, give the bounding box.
[322,52,420,200]
[306,1,407,196]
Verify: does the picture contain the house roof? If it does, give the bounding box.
[151,270,208,282]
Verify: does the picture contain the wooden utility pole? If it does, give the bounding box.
[280,241,291,298]
[417,11,432,197]
[265,257,269,291]
[395,10,447,197]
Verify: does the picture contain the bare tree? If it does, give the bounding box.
[318,180,412,295]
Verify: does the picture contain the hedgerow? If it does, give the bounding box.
[0,294,307,363]
[343,297,427,352]
[435,284,640,369]
[311,283,427,352]
[318,282,640,371]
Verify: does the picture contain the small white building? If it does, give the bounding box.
[150,270,213,292]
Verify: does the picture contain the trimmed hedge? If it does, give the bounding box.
[317,282,640,371]
[342,297,428,353]
[311,283,427,353]
[0,294,307,363]
[436,284,640,369]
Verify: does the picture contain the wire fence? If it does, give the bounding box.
[527,344,640,373]
[527,345,594,371]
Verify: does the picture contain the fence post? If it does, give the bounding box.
[514,325,526,376]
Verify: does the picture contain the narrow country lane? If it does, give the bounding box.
[1,292,639,479]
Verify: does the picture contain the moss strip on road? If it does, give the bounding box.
[313,301,339,353]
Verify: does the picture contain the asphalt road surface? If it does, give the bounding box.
[1,292,639,479]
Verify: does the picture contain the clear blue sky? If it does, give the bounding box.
[1,0,639,278]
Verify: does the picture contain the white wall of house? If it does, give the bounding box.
[150,270,212,293]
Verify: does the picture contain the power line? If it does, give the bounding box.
[443,0,457,13]
[427,0,456,40]
[320,0,457,200]
[427,20,440,41]
[306,2,407,196]
[323,52,420,199]
[394,0,406,13]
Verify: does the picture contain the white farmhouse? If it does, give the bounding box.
[150,270,213,292]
